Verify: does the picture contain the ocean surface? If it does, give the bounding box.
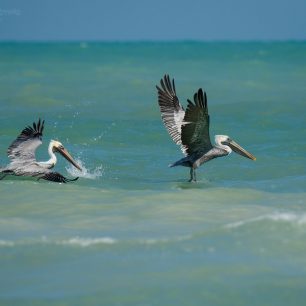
[0,41,306,306]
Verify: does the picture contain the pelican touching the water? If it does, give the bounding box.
[0,119,82,183]
[156,75,256,182]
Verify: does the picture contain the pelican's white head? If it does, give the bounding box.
[49,139,82,170]
[214,135,256,160]
[49,140,63,152]
[215,135,230,147]
[215,135,232,154]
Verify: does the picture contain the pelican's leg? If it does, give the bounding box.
[188,168,196,182]
[0,173,7,180]
[188,168,193,182]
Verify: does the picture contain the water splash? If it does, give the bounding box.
[66,159,103,179]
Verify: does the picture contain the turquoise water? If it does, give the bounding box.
[0,42,306,305]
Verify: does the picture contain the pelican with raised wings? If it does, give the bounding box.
[156,75,256,182]
[0,119,82,183]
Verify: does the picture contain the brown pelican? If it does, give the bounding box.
[156,75,256,182]
[0,119,82,183]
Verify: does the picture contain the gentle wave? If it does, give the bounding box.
[0,235,193,248]
[0,236,116,248]
[138,235,192,245]
[225,212,306,229]
[56,237,116,247]
[66,159,104,179]
[0,240,15,247]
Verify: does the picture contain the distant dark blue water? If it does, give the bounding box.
[0,42,306,306]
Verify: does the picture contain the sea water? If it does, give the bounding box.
[0,42,306,305]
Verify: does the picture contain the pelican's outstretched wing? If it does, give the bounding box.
[156,75,187,154]
[181,89,213,155]
[7,119,44,163]
[39,171,79,183]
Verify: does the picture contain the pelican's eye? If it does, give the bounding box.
[221,138,231,145]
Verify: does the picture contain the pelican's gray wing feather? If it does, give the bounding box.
[156,75,187,154]
[8,163,78,183]
[7,119,44,163]
[181,89,213,155]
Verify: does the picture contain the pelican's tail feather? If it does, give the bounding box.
[169,156,191,168]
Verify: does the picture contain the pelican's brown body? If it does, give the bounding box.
[156,75,256,182]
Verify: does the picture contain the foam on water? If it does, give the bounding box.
[0,235,192,248]
[225,212,306,229]
[0,236,117,248]
[0,239,15,247]
[138,234,193,245]
[56,236,117,247]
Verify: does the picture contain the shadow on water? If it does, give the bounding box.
[173,179,214,190]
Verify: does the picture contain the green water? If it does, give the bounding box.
[0,42,306,305]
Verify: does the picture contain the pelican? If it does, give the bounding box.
[156,75,256,182]
[0,119,82,183]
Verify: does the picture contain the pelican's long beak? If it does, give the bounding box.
[228,139,256,161]
[57,146,82,171]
